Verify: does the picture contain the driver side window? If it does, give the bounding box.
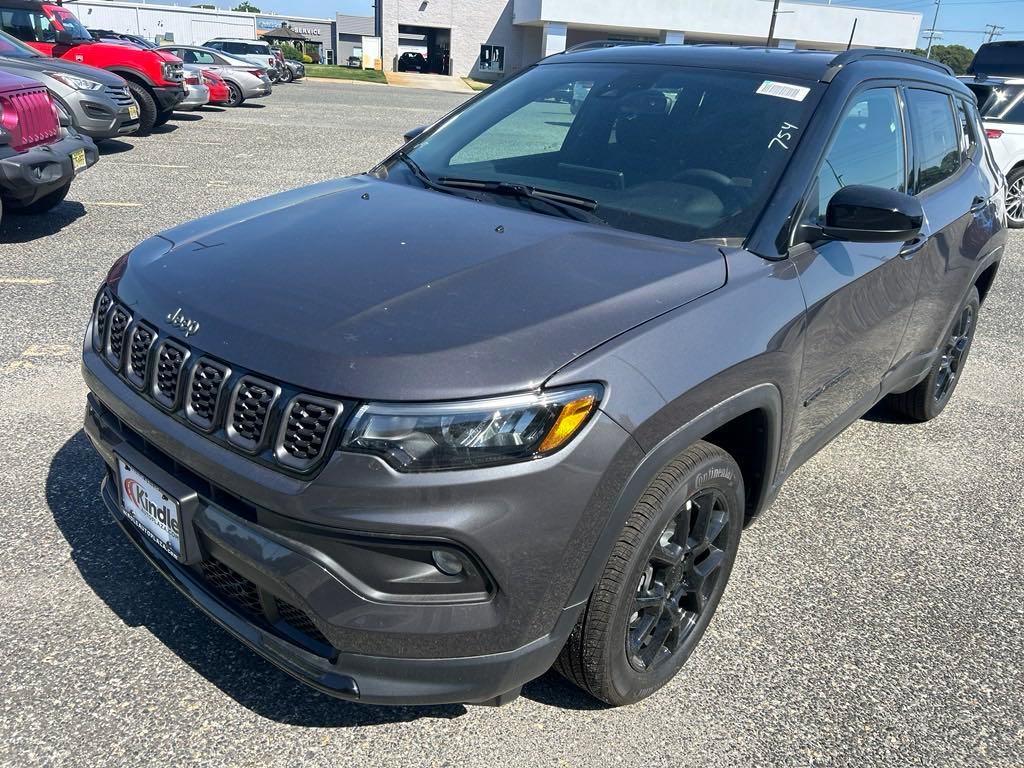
[805,88,906,224]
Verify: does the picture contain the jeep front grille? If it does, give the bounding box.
[124,324,156,390]
[92,292,346,474]
[227,377,279,452]
[186,358,229,430]
[277,396,343,470]
[106,306,131,367]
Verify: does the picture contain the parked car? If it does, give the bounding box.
[157,45,271,107]
[961,74,1024,228]
[0,68,97,222]
[200,68,230,106]
[0,29,138,140]
[0,0,184,134]
[269,46,305,83]
[203,38,278,82]
[397,51,426,73]
[81,46,1004,709]
[969,39,1024,78]
[177,64,209,111]
[88,29,156,50]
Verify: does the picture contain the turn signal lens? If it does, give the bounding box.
[538,394,597,453]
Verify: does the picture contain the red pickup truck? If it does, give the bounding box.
[0,68,98,224]
[0,1,184,134]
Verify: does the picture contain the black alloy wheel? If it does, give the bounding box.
[626,488,731,672]
[555,440,744,706]
[885,285,981,422]
[934,302,974,404]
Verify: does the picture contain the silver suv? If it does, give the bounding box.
[203,37,278,81]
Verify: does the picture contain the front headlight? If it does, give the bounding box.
[341,385,602,471]
[47,71,104,91]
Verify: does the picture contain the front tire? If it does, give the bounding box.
[555,440,744,706]
[885,286,980,422]
[4,181,71,215]
[125,81,157,135]
[152,109,173,128]
[279,66,293,83]
[1006,166,1024,229]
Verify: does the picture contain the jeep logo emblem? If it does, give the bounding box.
[166,307,201,337]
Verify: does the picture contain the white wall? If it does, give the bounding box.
[66,1,258,45]
[513,0,921,50]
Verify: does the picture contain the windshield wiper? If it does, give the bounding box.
[393,151,464,196]
[437,177,604,224]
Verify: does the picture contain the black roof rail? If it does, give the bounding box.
[563,40,659,54]
[823,48,953,82]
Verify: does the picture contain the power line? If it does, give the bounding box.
[925,0,942,57]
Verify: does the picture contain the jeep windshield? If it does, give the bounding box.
[387,62,821,244]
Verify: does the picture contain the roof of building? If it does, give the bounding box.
[546,44,958,86]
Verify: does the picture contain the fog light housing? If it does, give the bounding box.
[432,549,464,576]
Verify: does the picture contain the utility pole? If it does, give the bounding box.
[767,0,781,47]
[925,0,942,58]
[984,24,1005,44]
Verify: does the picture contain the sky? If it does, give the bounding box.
[166,0,1024,51]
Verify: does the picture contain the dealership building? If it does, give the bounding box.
[370,0,923,79]
[62,0,923,82]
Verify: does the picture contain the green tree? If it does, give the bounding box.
[910,44,974,75]
[232,1,261,12]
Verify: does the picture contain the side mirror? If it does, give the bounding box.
[55,29,74,45]
[403,125,427,143]
[821,185,923,243]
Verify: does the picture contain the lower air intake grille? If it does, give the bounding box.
[277,396,342,470]
[275,598,331,647]
[186,358,229,430]
[106,307,132,367]
[124,324,155,389]
[200,559,263,617]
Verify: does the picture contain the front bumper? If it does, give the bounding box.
[177,84,210,110]
[0,132,98,204]
[151,84,187,112]
[81,339,640,704]
[66,91,139,140]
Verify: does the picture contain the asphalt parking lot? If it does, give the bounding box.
[1,80,1022,768]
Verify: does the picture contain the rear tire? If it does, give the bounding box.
[885,286,980,422]
[125,81,158,135]
[279,66,293,83]
[555,440,744,706]
[225,82,244,107]
[1006,166,1024,229]
[4,181,71,215]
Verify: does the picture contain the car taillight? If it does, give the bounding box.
[185,74,200,85]
[248,69,263,77]
[985,128,1004,140]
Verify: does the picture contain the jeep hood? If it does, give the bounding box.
[113,177,726,401]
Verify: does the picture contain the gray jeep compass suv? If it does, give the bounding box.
[81,45,1006,707]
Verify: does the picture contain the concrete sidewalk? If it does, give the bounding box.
[384,70,475,93]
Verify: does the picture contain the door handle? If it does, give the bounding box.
[899,236,928,260]
[970,195,988,214]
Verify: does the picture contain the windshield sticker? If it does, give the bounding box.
[757,81,810,102]
[769,122,799,150]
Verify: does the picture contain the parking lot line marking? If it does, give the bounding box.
[105,162,189,169]
[81,201,144,208]
[22,344,72,358]
[0,277,54,285]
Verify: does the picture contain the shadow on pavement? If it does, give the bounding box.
[170,112,203,122]
[96,138,136,155]
[47,430,467,727]
[0,201,86,243]
[521,670,609,711]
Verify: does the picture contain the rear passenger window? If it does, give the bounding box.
[907,89,960,192]
[805,88,906,223]
[955,99,977,157]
